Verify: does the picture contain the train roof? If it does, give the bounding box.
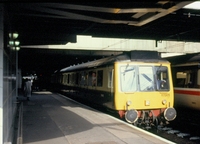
[59,51,168,73]
[172,62,200,67]
[60,54,129,72]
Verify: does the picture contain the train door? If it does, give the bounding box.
[108,69,114,93]
[107,69,114,108]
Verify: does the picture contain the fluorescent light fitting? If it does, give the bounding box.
[183,2,200,10]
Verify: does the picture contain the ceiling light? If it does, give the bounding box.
[16,47,20,51]
[9,33,19,39]
[15,41,20,46]
[9,40,14,46]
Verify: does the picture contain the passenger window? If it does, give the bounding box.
[175,72,187,87]
[67,74,70,84]
[75,73,79,85]
[80,71,87,86]
[97,70,103,87]
[88,71,96,86]
[72,73,75,84]
[175,71,197,88]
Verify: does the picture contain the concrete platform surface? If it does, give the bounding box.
[20,91,175,144]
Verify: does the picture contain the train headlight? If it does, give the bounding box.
[126,100,132,106]
[162,100,167,105]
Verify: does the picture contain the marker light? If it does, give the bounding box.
[126,100,132,106]
[162,99,167,105]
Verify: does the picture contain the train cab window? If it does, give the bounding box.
[155,66,169,90]
[120,65,137,92]
[139,66,154,91]
[97,70,103,87]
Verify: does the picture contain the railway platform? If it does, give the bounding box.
[16,91,175,144]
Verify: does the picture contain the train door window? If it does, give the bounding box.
[79,71,84,86]
[120,65,137,92]
[155,66,169,90]
[139,66,154,91]
[64,74,67,84]
[85,72,88,86]
[97,70,103,87]
[185,70,197,88]
[108,70,113,88]
[190,71,197,88]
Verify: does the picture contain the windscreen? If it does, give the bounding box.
[120,64,169,92]
[120,65,137,92]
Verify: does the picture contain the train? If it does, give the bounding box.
[169,53,200,110]
[51,50,177,125]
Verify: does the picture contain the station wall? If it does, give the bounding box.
[0,4,18,144]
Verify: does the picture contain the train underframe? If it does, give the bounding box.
[54,84,176,126]
[118,108,176,126]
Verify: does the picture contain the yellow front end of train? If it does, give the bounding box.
[113,61,176,124]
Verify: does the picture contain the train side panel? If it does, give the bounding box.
[174,88,200,110]
[59,66,115,109]
[172,63,200,110]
